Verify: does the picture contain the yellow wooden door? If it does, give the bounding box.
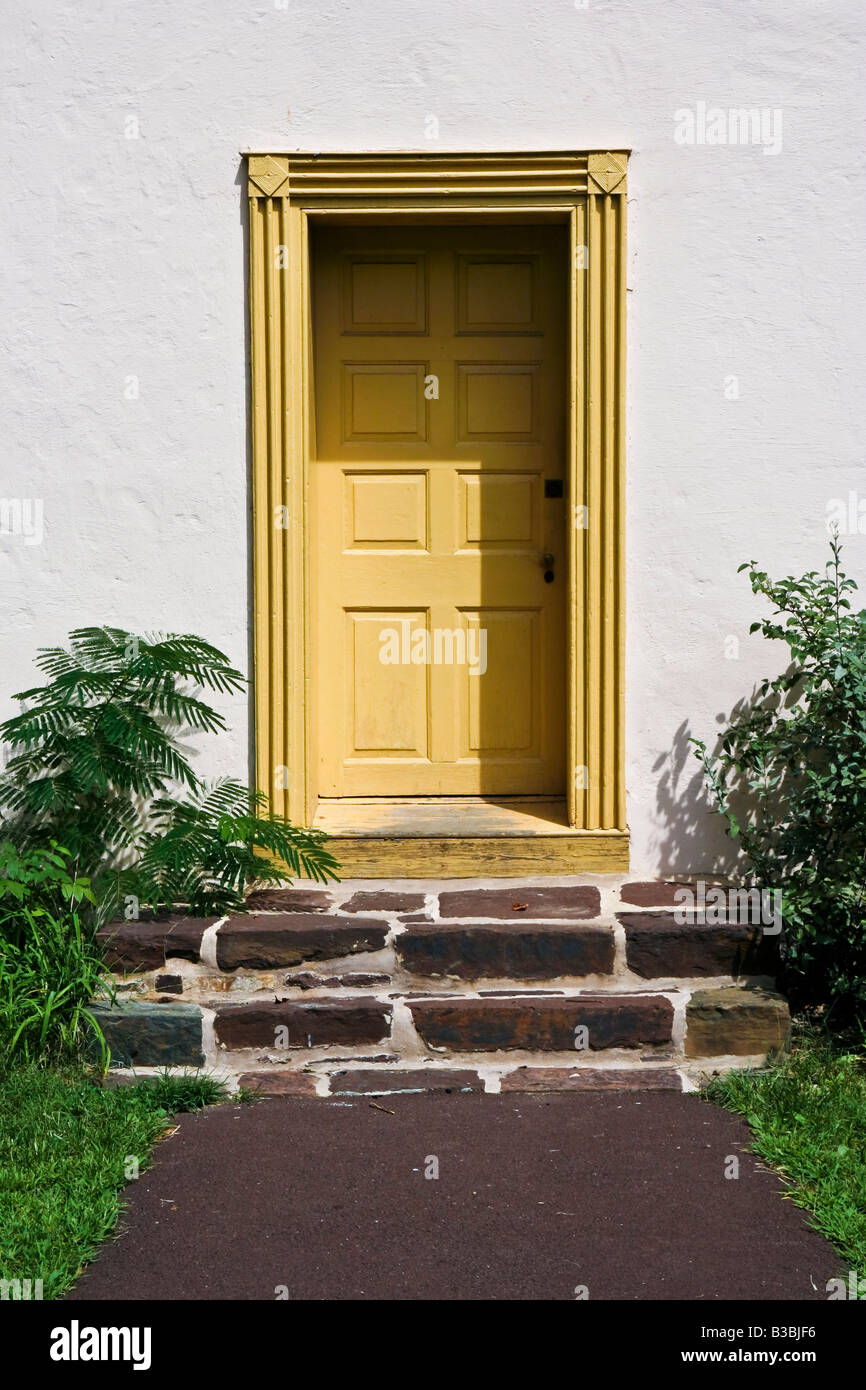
[311,223,566,797]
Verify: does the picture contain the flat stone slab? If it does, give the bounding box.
[216,914,388,970]
[438,886,601,919]
[214,998,393,1050]
[398,922,614,980]
[283,971,391,990]
[619,913,779,978]
[686,986,790,1057]
[619,882,697,908]
[341,891,427,914]
[478,988,565,996]
[97,917,214,971]
[154,974,183,994]
[329,1069,483,1095]
[91,1001,204,1068]
[501,1067,684,1092]
[100,1071,170,1089]
[237,1071,320,1096]
[408,994,673,1051]
[306,1053,400,1066]
[243,888,335,912]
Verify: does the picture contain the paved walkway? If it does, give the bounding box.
[70,1092,838,1301]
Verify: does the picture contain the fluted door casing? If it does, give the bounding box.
[247,151,627,843]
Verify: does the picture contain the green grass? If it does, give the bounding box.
[706,1034,866,1280]
[0,1065,230,1299]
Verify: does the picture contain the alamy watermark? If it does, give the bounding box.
[49,1322,152,1369]
[827,1270,866,1300]
[0,497,43,546]
[1,1277,43,1300]
[826,492,866,535]
[378,620,487,675]
[673,882,782,935]
[674,103,783,156]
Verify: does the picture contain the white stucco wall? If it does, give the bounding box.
[1,0,863,875]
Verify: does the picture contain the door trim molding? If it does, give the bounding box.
[246,151,628,836]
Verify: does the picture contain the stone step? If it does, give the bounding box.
[214,914,388,970]
[396,922,615,979]
[407,993,675,1052]
[97,917,216,971]
[90,1001,205,1068]
[498,1066,683,1092]
[213,997,393,1050]
[617,913,779,978]
[437,885,602,918]
[235,1067,686,1097]
[329,1068,484,1096]
[99,909,780,984]
[92,984,790,1085]
[93,878,790,1089]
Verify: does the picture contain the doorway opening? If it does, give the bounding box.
[310,222,568,843]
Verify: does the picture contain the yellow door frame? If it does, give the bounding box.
[246,150,628,860]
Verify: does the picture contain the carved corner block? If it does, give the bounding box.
[248,155,289,198]
[586,152,627,195]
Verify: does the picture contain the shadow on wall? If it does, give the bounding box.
[651,718,743,879]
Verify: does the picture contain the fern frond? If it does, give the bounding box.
[143,636,246,694]
[1,627,339,920]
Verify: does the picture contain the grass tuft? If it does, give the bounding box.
[706,1032,866,1278]
[0,1064,229,1298]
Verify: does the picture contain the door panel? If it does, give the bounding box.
[346,610,429,758]
[461,608,540,756]
[312,224,566,796]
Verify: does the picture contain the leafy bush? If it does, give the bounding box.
[693,537,866,1026]
[0,839,96,919]
[0,843,111,1065]
[0,627,338,922]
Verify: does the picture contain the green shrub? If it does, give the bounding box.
[693,536,866,1027]
[0,839,96,918]
[0,627,338,923]
[0,843,111,1065]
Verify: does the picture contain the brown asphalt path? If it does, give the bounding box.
[69,1092,839,1301]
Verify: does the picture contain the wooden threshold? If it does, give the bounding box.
[313,798,629,878]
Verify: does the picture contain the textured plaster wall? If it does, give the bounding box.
[1,0,863,874]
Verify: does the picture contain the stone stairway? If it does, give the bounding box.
[94,878,790,1095]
